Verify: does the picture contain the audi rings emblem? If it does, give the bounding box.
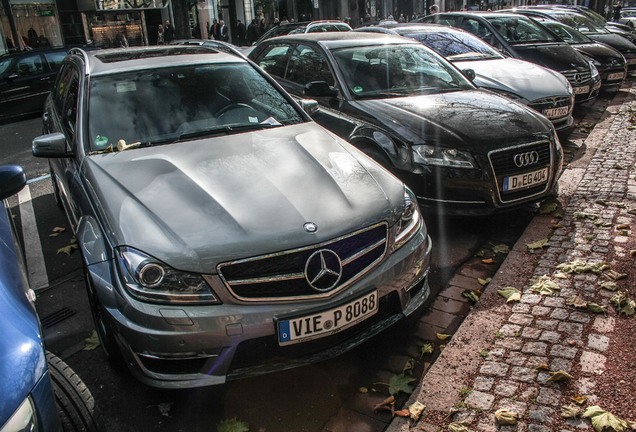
[305,249,342,292]
[513,151,539,167]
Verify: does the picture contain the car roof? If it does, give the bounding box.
[265,31,417,48]
[78,45,245,76]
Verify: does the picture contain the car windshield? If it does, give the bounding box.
[487,16,561,44]
[541,21,593,43]
[550,11,610,34]
[330,44,473,99]
[87,62,304,152]
[404,30,503,61]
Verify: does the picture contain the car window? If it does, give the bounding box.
[406,30,502,60]
[330,44,473,98]
[44,51,68,72]
[14,53,44,77]
[0,57,11,76]
[253,44,291,78]
[286,44,334,86]
[487,16,560,44]
[53,64,75,113]
[87,63,304,151]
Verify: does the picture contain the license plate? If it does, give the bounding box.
[277,291,378,346]
[503,167,549,192]
[628,57,636,65]
[573,85,590,95]
[607,72,625,81]
[542,106,569,119]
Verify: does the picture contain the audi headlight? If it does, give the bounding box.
[413,145,476,168]
[1,397,38,432]
[393,186,423,252]
[117,247,220,304]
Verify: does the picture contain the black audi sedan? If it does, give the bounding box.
[248,33,564,215]
[416,12,602,104]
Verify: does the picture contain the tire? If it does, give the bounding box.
[47,351,101,432]
[84,266,126,370]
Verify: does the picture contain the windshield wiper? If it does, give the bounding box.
[176,122,279,141]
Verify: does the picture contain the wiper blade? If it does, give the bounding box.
[177,122,279,141]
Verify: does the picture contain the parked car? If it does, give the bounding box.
[253,20,351,46]
[248,32,564,215]
[534,17,627,90]
[0,47,68,122]
[354,23,575,132]
[502,8,636,72]
[619,7,636,29]
[0,164,99,430]
[415,12,602,104]
[32,45,432,388]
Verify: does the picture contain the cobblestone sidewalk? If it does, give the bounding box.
[388,81,636,432]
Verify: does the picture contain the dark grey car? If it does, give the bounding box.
[32,45,432,388]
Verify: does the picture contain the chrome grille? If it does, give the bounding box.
[560,69,592,85]
[488,141,553,203]
[528,95,571,113]
[218,223,388,301]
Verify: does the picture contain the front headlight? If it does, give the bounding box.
[1,397,38,432]
[413,144,476,168]
[117,247,220,304]
[588,61,600,80]
[393,186,422,252]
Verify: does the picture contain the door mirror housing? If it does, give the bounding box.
[462,68,476,81]
[298,99,320,116]
[0,165,26,200]
[32,133,69,158]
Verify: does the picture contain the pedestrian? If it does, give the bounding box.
[247,19,259,45]
[209,18,219,40]
[163,20,175,44]
[612,2,622,22]
[236,19,246,46]
[429,4,439,14]
[157,23,164,45]
[219,19,229,42]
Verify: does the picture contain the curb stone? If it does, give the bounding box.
[386,80,636,432]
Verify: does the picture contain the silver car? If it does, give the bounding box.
[355,24,575,132]
[32,45,431,388]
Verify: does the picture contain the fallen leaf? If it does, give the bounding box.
[155,402,172,418]
[495,408,518,425]
[528,275,561,296]
[393,409,410,417]
[492,244,510,255]
[217,417,250,432]
[582,405,631,432]
[407,401,425,421]
[388,373,416,396]
[477,277,491,286]
[561,404,583,418]
[448,422,477,432]
[539,201,559,214]
[547,370,573,382]
[57,243,79,255]
[557,260,609,274]
[573,211,598,220]
[436,333,451,341]
[497,286,521,303]
[359,387,368,394]
[599,281,619,291]
[373,395,396,413]
[606,269,628,281]
[52,226,66,233]
[610,292,636,316]
[616,223,630,230]
[535,363,550,371]
[587,303,607,315]
[527,238,550,251]
[420,343,434,357]
[462,290,481,302]
[402,359,415,374]
[566,295,588,308]
[83,330,100,351]
[571,395,588,405]
[481,258,494,264]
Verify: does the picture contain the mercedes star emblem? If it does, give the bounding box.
[305,249,342,292]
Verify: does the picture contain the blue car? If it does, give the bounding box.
[0,165,99,431]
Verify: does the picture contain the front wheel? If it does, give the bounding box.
[47,351,101,431]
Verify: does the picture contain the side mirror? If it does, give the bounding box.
[304,81,338,97]
[32,132,69,158]
[462,68,476,81]
[0,165,26,200]
[298,99,320,116]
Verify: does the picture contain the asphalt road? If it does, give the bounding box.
[0,95,608,431]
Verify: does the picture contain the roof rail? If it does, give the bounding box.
[68,47,90,67]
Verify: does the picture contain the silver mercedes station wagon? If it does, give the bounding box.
[32,45,432,388]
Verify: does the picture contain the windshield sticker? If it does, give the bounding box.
[248,116,258,123]
[353,86,363,94]
[116,82,137,93]
[94,135,109,148]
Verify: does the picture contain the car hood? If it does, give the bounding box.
[83,123,404,272]
[512,42,589,71]
[0,209,46,422]
[587,32,636,54]
[349,90,552,146]
[573,42,626,63]
[453,58,571,101]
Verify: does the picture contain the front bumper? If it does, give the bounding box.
[87,226,432,389]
